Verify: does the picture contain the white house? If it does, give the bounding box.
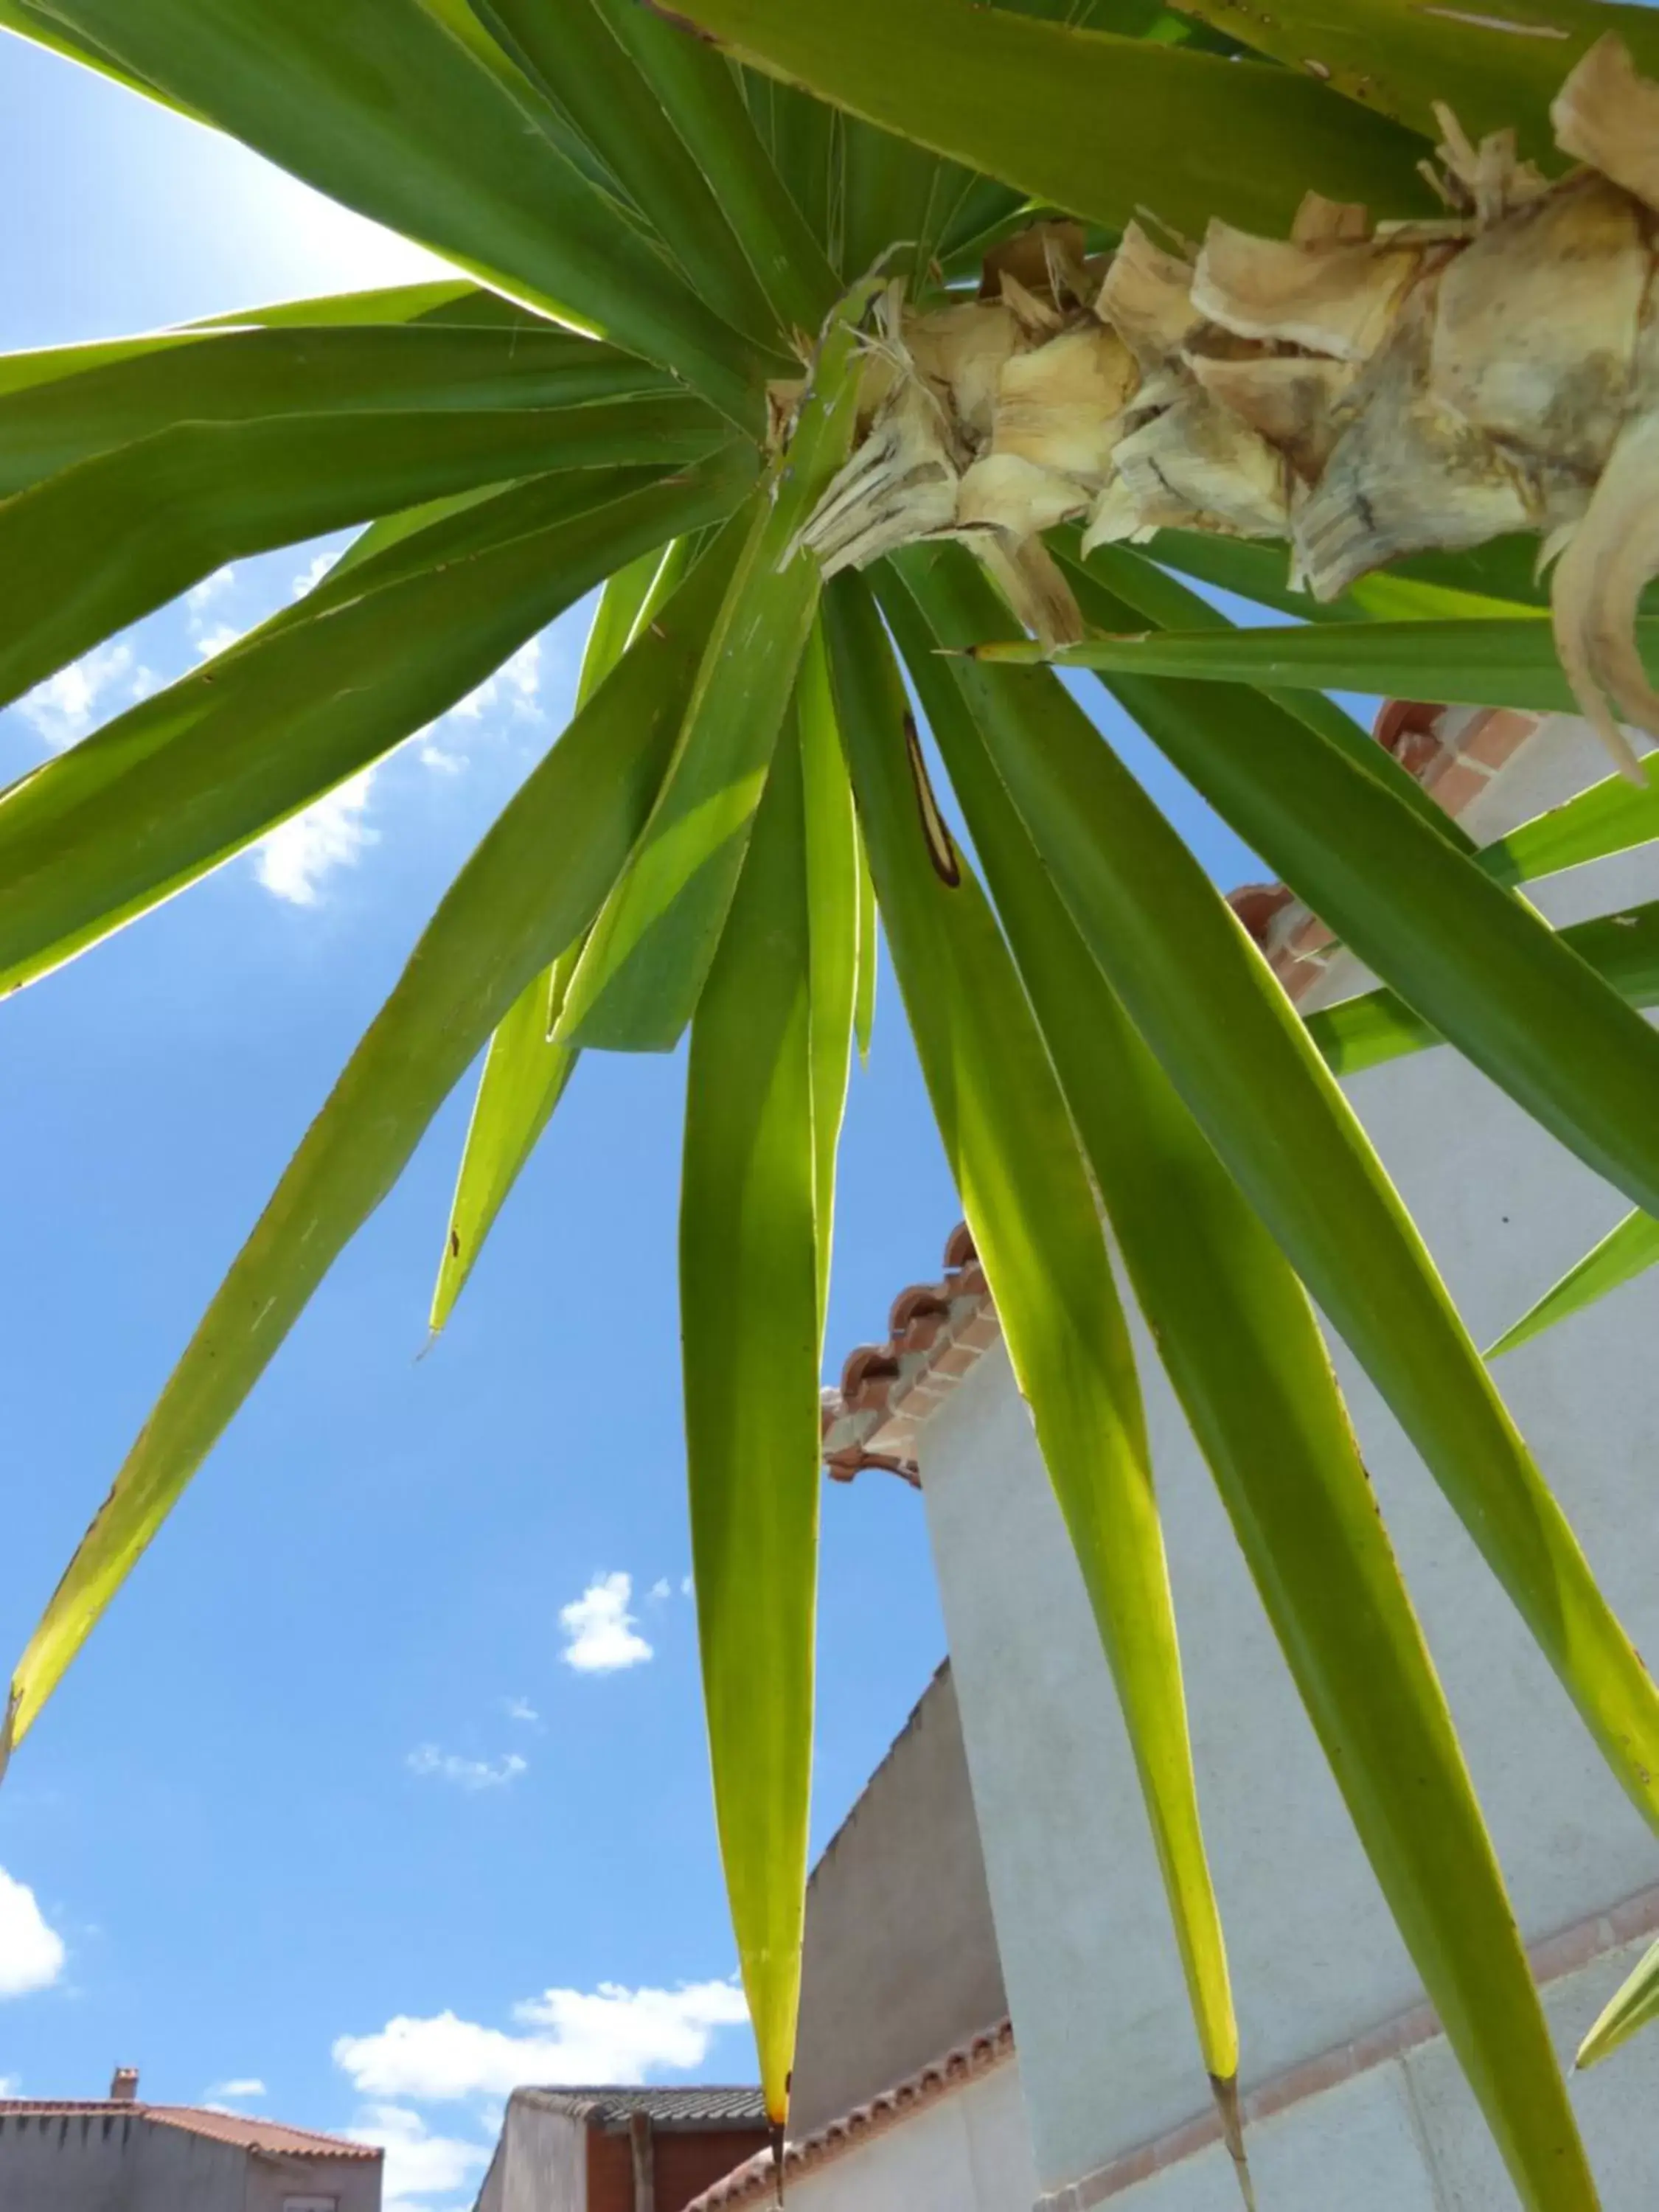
[803,704,1659,2211]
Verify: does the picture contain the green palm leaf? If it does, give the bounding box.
[682,725,823,2129]
[1163,0,1659,152]
[989,613,1628,720]
[556,286,874,1051]
[1307,901,1659,1077]
[1484,757,1659,889]
[1578,1933,1659,2069]
[1486,1210,1659,1363]
[0,316,677,495]
[0,400,724,709]
[0,454,751,995]
[824,571,1242,2158]
[429,542,691,1329]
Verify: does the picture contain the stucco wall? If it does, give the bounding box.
[791,1663,1006,2136]
[918,713,1659,2199]
[242,2146,382,2212]
[473,2095,586,2212]
[783,2058,1036,2212]
[0,2109,143,2211]
[1097,1931,1659,2212]
[0,2112,380,2212]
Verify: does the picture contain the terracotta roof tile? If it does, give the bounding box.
[821,703,1548,1486]
[0,2103,380,2160]
[682,2020,1015,2210]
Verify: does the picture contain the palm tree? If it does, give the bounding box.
[5,3,1659,2203]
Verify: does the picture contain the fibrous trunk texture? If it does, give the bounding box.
[790,35,1659,778]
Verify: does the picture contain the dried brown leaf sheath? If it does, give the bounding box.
[794,35,1659,771]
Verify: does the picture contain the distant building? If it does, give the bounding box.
[472,2086,767,2212]
[0,2067,381,2210]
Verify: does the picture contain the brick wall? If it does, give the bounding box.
[585,2125,768,2212]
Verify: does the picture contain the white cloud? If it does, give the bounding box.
[252,768,378,906]
[418,739,467,777]
[451,637,542,723]
[0,2075,19,2096]
[0,1868,66,1999]
[291,551,334,600]
[406,1747,527,1794]
[681,1576,695,1599]
[503,1698,538,1725]
[16,643,136,751]
[205,2077,265,2101]
[193,622,247,661]
[560,1573,653,1675]
[345,2102,492,2212]
[187,565,237,611]
[333,1979,750,2104]
[647,1579,672,1604]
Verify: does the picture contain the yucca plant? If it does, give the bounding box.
[7,1,1659,2204]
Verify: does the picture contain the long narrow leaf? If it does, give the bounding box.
[0,520,746,1757]
[0,320,678,496]
[823,568,1242,2139]
[428,541,693,1329]
[681,729,822,2126]
[987,614,1618,721]
[1578,1934,1659,2069]
[27,0,771,424]
[796,624,858,1325]
[880,562,1599,2212]
[557,288,874,1052]
[1305,903,1659,1076]
[1162,0,1659,156]
[896,540,1659,1838]
[0,453,753,995]
[1482,756,1659,891]
[1487,1210,1659,1363]
[0,400,725,709]
[428,947,585,1335]
[669,0,1433,241]
[1040,573,1659,1239]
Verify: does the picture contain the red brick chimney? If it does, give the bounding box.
[109,2068,139,2103]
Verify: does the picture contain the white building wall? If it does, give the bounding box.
[917,715,1659,2204]
[782,2061,1037,2212]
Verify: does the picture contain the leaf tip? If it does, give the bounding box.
[1210,2075,1255,2212]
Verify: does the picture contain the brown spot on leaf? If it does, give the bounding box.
[903,712,961,887]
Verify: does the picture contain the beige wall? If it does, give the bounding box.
[790,1663,1006,2137]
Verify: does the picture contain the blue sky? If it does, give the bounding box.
[0,31,1260,2212]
